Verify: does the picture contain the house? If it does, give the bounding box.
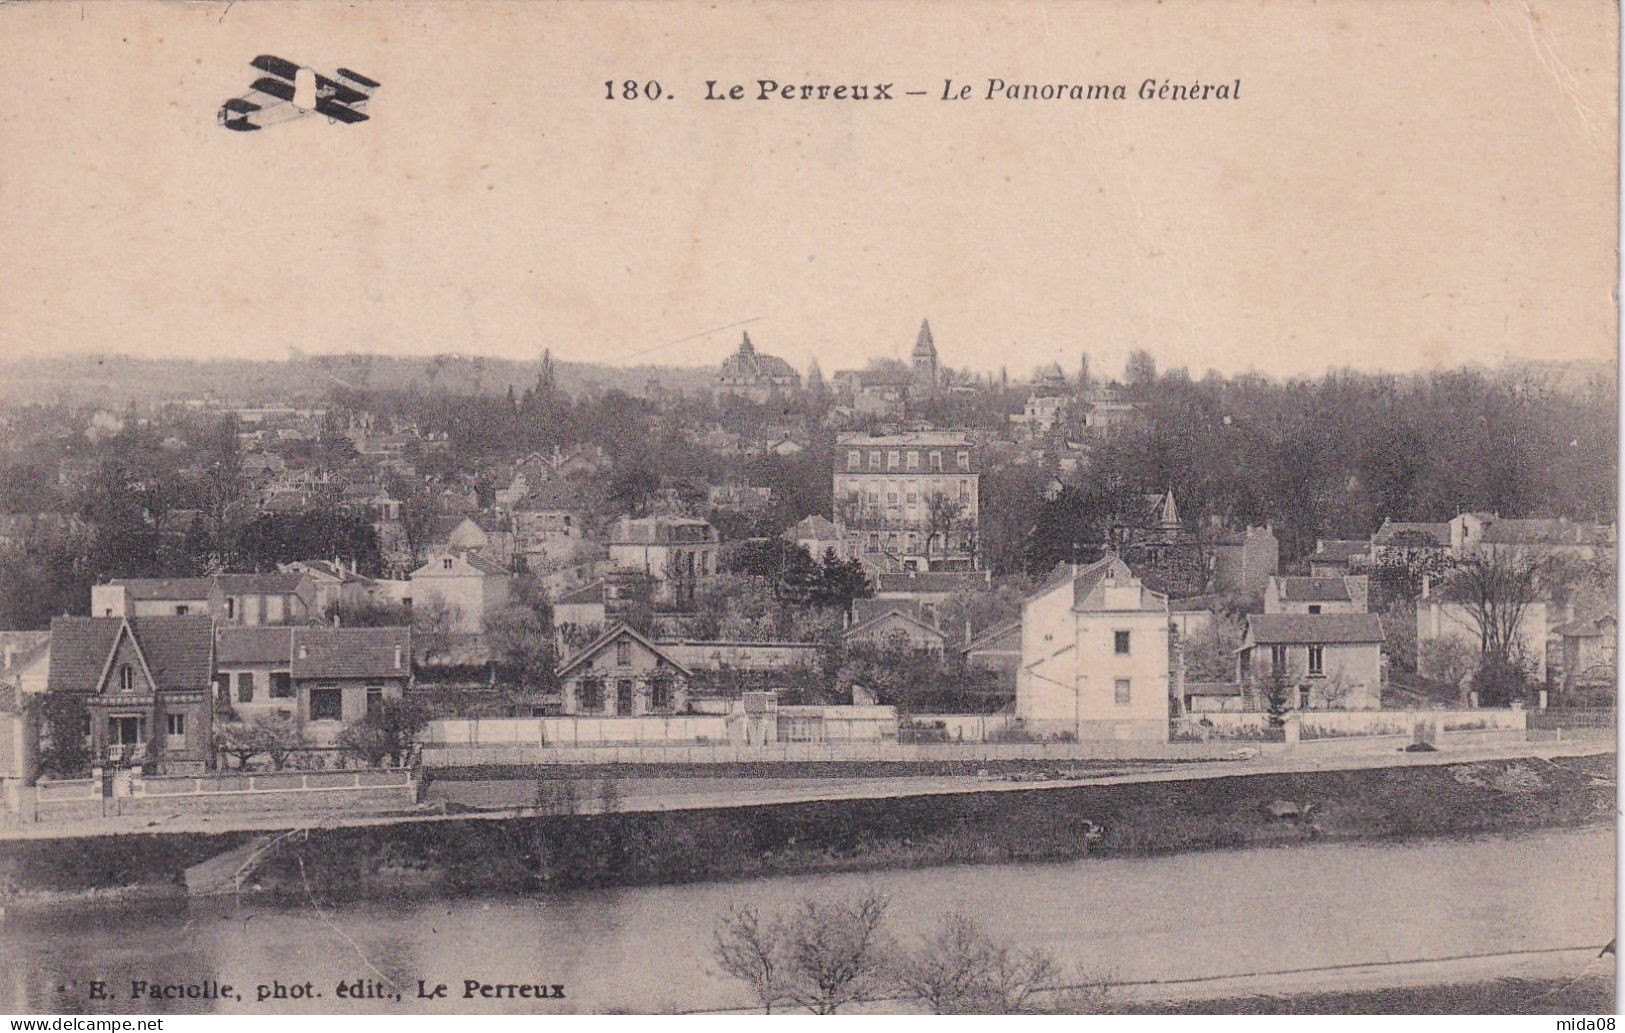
[552,569,653,634]
[1473,518,1616,562]
[1263,576,1369,615]
[605,516,719,607]
[1008,395,1070,437]
[214,572,317,625]
[290,626,412,741]
[961,618,1021,694]
[1184,681,1246,714]
[214,625,299,717]
[1015,554,1170,741]
[1206,525,1279,597]
[1306,539,1372,577]
[428,514,516,568]
[1369,520,1452,563]
[279,559,385,615]
[1237,613,1385,710]
[784,514,856,563]
[90,577,213,618]
[409,549,514,635]
[0,631,51,695]
[48,615,217,771]
[1416,588,1549,684]
[556,623,691,717]
[843,599,947,655]
[91,573,316,625]
[1552,611,1616,700]
[873,569,991,623]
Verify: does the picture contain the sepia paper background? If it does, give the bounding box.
[0,0,1616,379]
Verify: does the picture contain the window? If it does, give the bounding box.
[174,605,189,616]
[310,688,343,721]
[649,678,672,711]
[237,672,255,703]
[867,451,881,470]
[213,672,230,702]
[225,597,236,620]
[578,678,605,712]
[957,451,970,471]
[1114,679,1132,704]
[616,640,631,666]
[165,713,186,747]
[1307,604,1321,615]
[117,664,135,692]
[270,672,293,698]
[906,451,920,470]
[1307,645,1325,676]
[930,451,943,471]
[442,558,453,570]
[1114,631,1131,655]
[885,450,898,470]
[1270,645,1288,672]
[366,685,384,713]
[847,450,861,470]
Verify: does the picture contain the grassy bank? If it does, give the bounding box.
[0,753,1612,908]
[1113,973,1615,1014]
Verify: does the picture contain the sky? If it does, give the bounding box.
[0,0,1617,380]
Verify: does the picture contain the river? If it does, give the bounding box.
[0,826,1612,1014]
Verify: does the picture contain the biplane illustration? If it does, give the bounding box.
[219,54,380,132]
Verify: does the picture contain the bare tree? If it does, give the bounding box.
[1438,546,1547,665]
[894,912,1059,1013]
[712,893,892,1015]
[781,894,892,1014]
[713,903,787,1014]
[924,491,965,562]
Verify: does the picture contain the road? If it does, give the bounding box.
[1,734,1611,840]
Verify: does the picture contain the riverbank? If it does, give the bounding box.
[0,751,1611,912]
[1115,973,1615,1015]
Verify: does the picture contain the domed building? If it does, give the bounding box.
[716,332,802,402]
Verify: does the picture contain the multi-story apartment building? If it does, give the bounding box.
[833,431,979,571]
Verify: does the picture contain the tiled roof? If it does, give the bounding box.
[1372,521,1451,547]
[963,619,1021,655]
[1275,577,1352,602]
[216,626,293,665]
[785,514,840,539]
[844,607,946,642]
[107,577,214,601]
[1246,613,1384,645]
[48,616,215,693]
[556,623,691,679]
[1478,519,1614,547]
[1308,540,1370,563]
[1553,611,1616,638]
[555,580,605,606]
[1186,681,1244,696]
[875,570,991,594]
[216,572,305,595]
[291,626,411,680]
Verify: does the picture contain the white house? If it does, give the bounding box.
[409,549,513,635]
[1015,554,1170,742]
